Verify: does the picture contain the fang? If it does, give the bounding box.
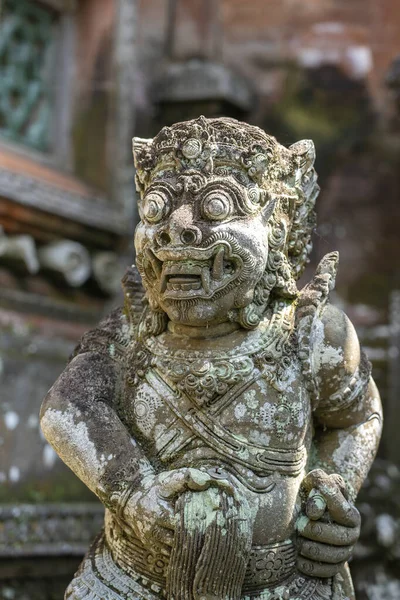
[212,248,225,281]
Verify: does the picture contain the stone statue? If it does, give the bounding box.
[40,117,383,600]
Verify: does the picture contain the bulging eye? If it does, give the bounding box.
[202,193,231,221]
[142,192,167,223]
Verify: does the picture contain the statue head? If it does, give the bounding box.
[132,117,318,332]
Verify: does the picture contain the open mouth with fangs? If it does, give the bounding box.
[145,243,243,299]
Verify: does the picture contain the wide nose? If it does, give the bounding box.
[157,204,202,247]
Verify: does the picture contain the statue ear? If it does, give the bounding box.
[132,137,153,194]
[132,137,153,168]
[289,139,316,176]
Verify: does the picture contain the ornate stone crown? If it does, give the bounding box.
[133,116,306,193]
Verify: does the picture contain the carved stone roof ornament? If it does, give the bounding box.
[153,59,254,114]
[41,117,382,600]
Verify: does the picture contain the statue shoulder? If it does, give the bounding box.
[295,251,371,414]
[70,265,145,364]
[312,302,372,416]
[71,307,134,365]
[312,303,362,400]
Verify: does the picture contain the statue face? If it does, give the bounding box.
[135,172,272,326]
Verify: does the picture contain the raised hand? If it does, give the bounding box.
[296,469,361,578]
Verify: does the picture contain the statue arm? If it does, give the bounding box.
[40,311,154,513]
[39,308,232,551]
[295,303,382,581]
[310,303,383,500]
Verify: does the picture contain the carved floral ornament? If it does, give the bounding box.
[0,227,122,293]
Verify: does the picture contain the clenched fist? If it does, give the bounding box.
[296,469,361,578]
[122,467,235,552]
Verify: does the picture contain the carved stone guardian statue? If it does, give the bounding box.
[41,117,382,600]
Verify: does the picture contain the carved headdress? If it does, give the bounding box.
[133,117,319,282]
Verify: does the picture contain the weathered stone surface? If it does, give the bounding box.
[92,251,125,296]
[38,240,91,288]
[0,231,39,274]
[0,503,104,558]
[40,117,382,599]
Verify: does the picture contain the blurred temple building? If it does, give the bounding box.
[1,1,400,598]
[0,0,136,597]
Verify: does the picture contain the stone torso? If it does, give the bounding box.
[120,302,312,546]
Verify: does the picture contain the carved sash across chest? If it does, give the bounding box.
[123,303,309,486]
[145,368,307,478]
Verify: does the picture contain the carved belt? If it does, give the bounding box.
[105,512,296,593]
[146,369,307,477]
[69,531,331,600]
